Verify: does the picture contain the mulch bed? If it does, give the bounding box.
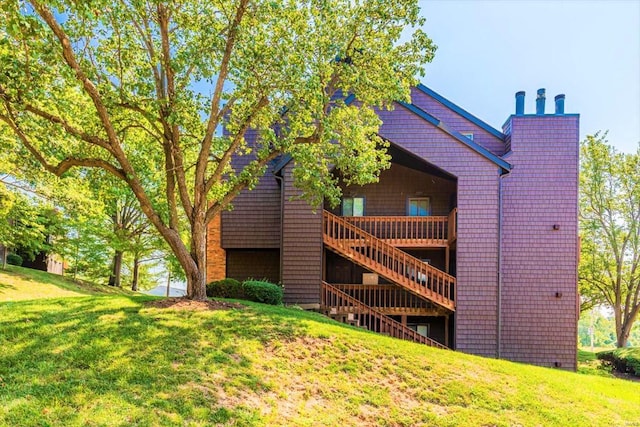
[145,297,245,311]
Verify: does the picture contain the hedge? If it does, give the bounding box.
[242,280,283,305]
[206,278,283,305]
[206,278,243,299]
[597,347,640,377]
[6,253,23,266]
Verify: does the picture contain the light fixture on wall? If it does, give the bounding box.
[552,224,560,230]
[555,292,563,298]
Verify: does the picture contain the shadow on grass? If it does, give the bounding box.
[0,295,309,425]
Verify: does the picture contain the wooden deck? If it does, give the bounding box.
[342,209,457,248]
[323,210,456,311]
[331,284,448,316]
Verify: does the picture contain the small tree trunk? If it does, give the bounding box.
[166,269,171,297]
[617,328,630,348]
[108,250,124,287]
[617,313,638,348]
[131,256,140,291]
[1,246,6,270]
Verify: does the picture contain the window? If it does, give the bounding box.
[461,132,474,141]
[408,197,431,216]
[343,197,364,216]
[407,323,430,338]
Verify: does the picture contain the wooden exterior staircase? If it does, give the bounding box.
[321,282,448,349]
[323,210,456,312]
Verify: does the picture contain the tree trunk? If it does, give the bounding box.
[186,215,208,300]
[108,250,124,287]
[617,326,630,348]
[1,246,6,270]
[617,311,638,348]
[131,256,140,291]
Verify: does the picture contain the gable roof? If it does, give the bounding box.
[415,84,505,140]
[397,101,511,172]
[274,86,512,174]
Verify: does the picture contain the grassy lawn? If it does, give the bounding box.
[577,349,614,378]
[0,268,639,426]
[0,265,133,301]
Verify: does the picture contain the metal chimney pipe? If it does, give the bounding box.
[515,91,525,115]
[554,94,565,114]
[536,88,546,115]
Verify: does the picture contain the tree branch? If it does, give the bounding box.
[197,0,249,200]
[205,96,269,193]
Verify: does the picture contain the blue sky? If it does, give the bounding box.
[417,0,640,153]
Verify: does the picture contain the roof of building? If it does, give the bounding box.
[274,86,512,174]
[397,101,511,172]
[415,84,505,140]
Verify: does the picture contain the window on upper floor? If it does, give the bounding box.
[343,197,364,216]
[461,132,474,141]
[408,197,431,216]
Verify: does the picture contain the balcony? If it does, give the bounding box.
[341,208,457,248]
[329,284,449,316]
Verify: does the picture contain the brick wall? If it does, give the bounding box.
[206,214,226,282]
[378,104,502,357]
[500,114,579,369]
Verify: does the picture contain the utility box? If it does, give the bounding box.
[362,273,379,285]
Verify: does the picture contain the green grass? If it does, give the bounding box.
[1,268,639,426]
[577,349,614,378]
[0,265,134,301]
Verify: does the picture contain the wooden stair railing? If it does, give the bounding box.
[323,210,456,311]
[321,282,448,349]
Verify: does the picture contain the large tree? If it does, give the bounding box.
[579,133,640,347]
[0,0,435,299]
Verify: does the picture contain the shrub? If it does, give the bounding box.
[206,278,243,298]
[597,347,640,377]
[6,253,23,266]
[242,280,283,305]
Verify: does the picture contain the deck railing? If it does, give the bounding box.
[321,282,448,349]
[323,210,456,311]
[332,284,440,315]
[343,215,449,247]
[448,208,457,244]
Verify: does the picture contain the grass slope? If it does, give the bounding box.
[0,268,639,426]
[0,265,133,301]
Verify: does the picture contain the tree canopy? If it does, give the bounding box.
[579,132,640,347]
[0,0,435,299]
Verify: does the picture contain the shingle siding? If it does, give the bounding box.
[210,87,579,369]
[499,115,579,369]
[281,164,323,305]
[411,88,506,156]
[326,163,456,216]
[221,130,281,249]
[378,106,501,357]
